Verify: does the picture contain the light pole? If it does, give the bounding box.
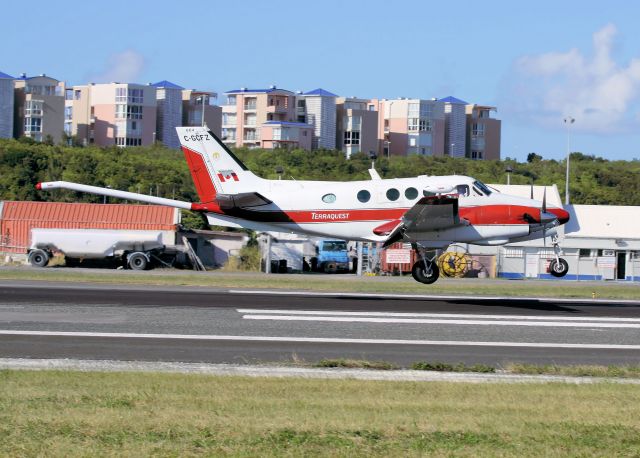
[505,165,514,185]
[564,116,575,206]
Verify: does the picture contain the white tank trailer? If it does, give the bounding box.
[28,228,169,270]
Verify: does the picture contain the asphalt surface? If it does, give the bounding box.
[1,280,640,367]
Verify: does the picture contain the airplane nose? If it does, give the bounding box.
[550,208,570,225]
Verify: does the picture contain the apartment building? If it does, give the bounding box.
[65,83,157,147]
[222,87,296,148]
[441,96,467,158]
[371,98,446,157]
[0,71,14,139]
[296,89,337,150]
[335,97,378,158]
[153,80,184,149]
[466,104,501,160]
[260,121,313,150]
[182,89,221,137]
[14,74,65,143]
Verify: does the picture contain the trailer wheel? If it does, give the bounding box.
[128,252,148,270]
[28,249,50,268]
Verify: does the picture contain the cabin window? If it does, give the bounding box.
[405,187,419,200]
[457,185,470,197]
[357,190,371,203]
[473,180,492,196]
[386,188,400,201]
[322,193,336,204]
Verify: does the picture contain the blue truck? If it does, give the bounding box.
[310,239,350,273]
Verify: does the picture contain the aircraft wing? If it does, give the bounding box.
[378,195,461,247]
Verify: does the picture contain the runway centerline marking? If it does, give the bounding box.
[0,330,639,350]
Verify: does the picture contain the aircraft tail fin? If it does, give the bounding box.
[176,126,261,202]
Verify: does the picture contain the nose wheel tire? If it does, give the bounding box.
[549,258,569,277]
[411,260,440,284]
[28,249,50,268]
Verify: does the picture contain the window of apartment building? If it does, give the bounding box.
[127,105,143,119]
[368,104,375,111]
[226,95,236,105]
[297,115,306,123]
[128,89,143,104]
[245,113,257,126]
[344,131,360,145]
[222,128,236,140]
[272,128,282,140]
[343,115,361,131]
[408,103,419,117]
[116,88,127,102]
[44,85,56,96]
[222,113,237,125]
[479,109,490,118]
[25,100,43,116]
[24,117,42,132]
[297,99,306,108]
[244,98,257,110]
[117,137,142,147]
[64,106,73,121]
[471,150,483,159]
[244,129,257,141]
[64,123,72,135]
[420,119,432,131]
[408,118,419,131]
[472,122,485,136]
[115,104,126,118]
[75,90,82,100]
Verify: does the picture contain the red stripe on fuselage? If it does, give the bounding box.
[195,204,565,226]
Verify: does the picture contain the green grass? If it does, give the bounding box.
[313,358,398,370]
[1,266,640,299]
[411,361,496,373]
[1,369,639,456]
[505,363,640,379]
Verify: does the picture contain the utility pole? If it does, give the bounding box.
[563,116,575,206]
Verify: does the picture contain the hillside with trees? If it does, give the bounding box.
[1,138,639,225]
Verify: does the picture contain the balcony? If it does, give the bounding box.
[243,103,257,111]
[266,104,288,114]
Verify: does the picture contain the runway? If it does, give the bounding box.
[1,280,639,367]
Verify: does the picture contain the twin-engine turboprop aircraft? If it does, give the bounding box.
[37,126,571,284]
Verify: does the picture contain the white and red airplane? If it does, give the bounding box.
[37,126,571,284]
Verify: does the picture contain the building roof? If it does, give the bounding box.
[152,80,184,90]
[225,87,293,95]
[303,88,338,97]
[262,121,313,128]
[0,71,14,79]
[564,205,640,240]
[440,96,468,104]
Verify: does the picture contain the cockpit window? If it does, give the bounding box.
[456,185,470,197]
[473,180,492,196]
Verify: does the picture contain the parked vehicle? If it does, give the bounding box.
[309,239,350,273]
[27,228,172,270]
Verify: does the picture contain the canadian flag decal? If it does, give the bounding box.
[217,170,239,182]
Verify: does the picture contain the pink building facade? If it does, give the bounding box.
[222,87,297,148]
[260,121,313,150]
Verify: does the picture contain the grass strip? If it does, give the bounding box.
[505,363,640,379]
[1,369,639,456]
[1,267,639,300]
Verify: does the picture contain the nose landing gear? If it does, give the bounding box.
[549,235,569,278]
[411,244,440,284]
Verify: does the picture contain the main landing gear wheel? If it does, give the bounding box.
[411,260,440,284]
[549,258,569,278]
[28,249,49,267]
[128,252,148,271]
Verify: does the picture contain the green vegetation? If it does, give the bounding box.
[1,370,639,456]
[1,267,640,299]
[411,361,496,373]
[313,358,398,370]
[2,138,640,213]
[505,363,640,379]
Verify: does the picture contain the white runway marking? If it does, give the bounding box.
[0,330,639,350]
[238,309,640,328]
[237,309,640,322]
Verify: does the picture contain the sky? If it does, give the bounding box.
[2,0,640,162]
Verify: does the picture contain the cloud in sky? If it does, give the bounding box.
[87,50,146,84]
[501,24,640,134]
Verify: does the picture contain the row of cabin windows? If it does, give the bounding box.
[321,182,490,204]
[322,187,420,204]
